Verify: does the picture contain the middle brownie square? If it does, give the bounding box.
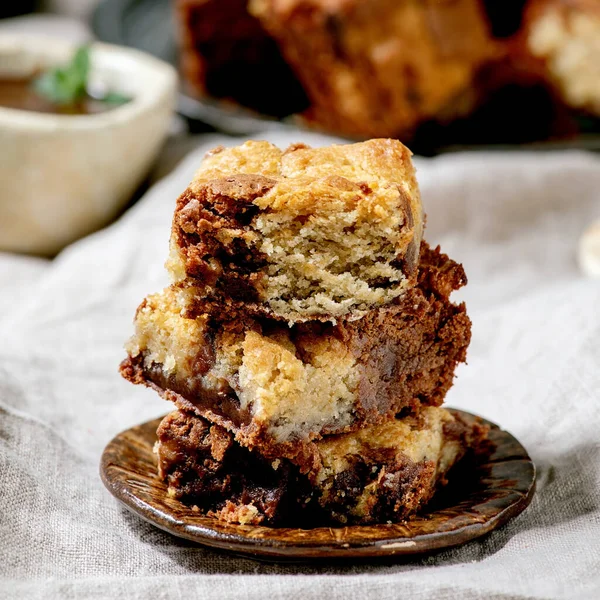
[121,243,471,470]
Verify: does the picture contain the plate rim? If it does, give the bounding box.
[100,409,536,560]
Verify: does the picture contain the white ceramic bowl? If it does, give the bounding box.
[0,35,177,255]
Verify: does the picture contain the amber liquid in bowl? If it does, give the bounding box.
[0,77,116,115]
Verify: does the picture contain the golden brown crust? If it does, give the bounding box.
[168,139,424,323]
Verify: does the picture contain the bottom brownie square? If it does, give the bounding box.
[155,406,487,526]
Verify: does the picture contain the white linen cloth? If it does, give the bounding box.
[0,129,599,600]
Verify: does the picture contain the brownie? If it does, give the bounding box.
[176,0,308,116]
[249,0,500,139]
[156,406,487,525]
[121,242,471,471]
[155,409,311,525]
[167,139,423,323]
[119,136,481,527]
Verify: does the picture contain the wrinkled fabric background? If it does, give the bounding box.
[1,130,598,600]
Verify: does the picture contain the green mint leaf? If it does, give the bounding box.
[73,46,90,88]
[101,91,132,106]
[32,45,131,109]
[32,45,90,106]
[33,71,72,104]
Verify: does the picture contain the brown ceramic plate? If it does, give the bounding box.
[100,409,535,560]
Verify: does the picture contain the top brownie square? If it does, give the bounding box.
[167,139,423,323]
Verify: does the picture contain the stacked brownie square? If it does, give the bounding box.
[175,0,499,139]
[120,139,484,526]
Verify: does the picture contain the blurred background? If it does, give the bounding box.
[0,0,599,255]
[3,0,599,151]
[1,1,100,20]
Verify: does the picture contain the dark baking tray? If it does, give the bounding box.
[92,0,600,154]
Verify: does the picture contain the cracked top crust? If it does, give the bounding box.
[167,139,423,323]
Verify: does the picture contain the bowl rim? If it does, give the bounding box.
[0,34,177,131]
